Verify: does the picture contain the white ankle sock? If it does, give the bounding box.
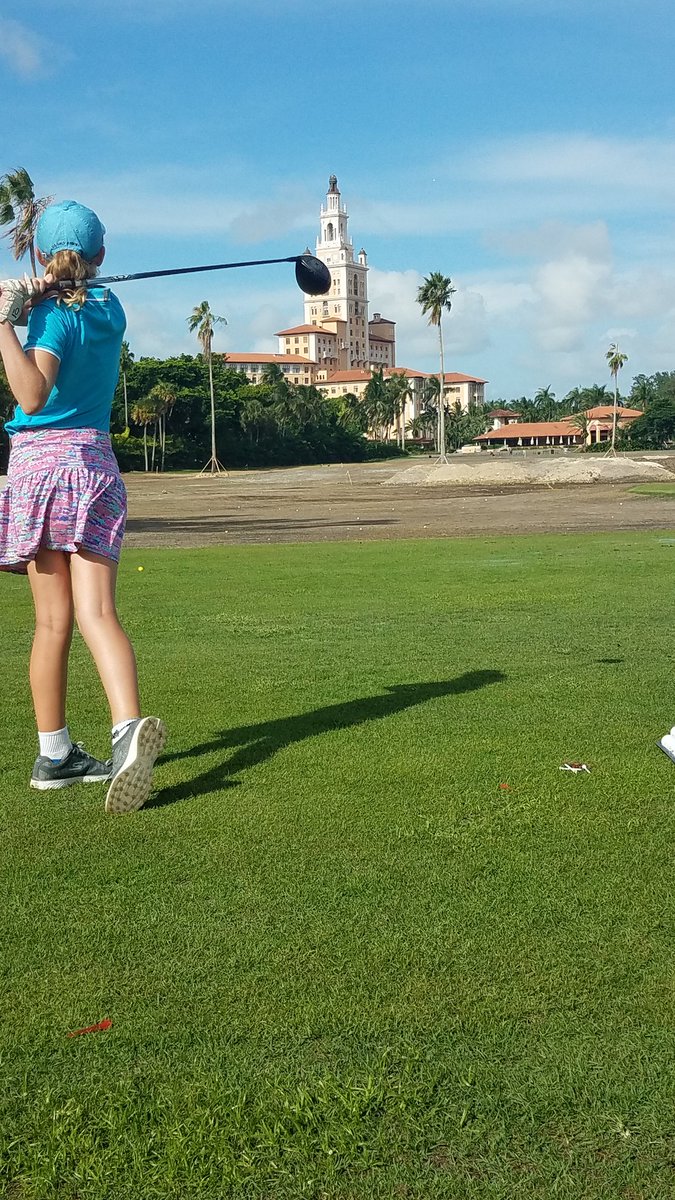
[112,718,137,744]
[39,727,72,762]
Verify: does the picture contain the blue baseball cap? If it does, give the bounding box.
[36,200,106,260]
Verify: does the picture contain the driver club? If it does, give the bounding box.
[54,253,332,296]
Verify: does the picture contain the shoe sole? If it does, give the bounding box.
[657,737,675,766]
[105,718,167,814]
[30,774,111,791]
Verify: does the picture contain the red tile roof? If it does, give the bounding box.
[275,324,335,336]
[225,352,316,365]
[414,372,488,383]
[567,405,643,420]
[475,421,583,441]
[324,370,371,383]
[386,366,427,378]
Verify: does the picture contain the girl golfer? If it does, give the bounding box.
[0,200,165,813]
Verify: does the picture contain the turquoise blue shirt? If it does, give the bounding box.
[5,287,126,435]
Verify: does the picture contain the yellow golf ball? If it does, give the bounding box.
[137,566,144,572]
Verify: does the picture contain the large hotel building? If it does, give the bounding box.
[225,176,486,422]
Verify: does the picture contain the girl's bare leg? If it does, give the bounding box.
[26,548,74,732]
[69,549,141,726]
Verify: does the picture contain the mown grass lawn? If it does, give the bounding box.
[630,483,675,497]
[3,531,675,1199]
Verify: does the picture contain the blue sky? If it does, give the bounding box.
[2,0,675,401]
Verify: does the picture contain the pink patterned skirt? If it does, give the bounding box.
[0,429,127,574]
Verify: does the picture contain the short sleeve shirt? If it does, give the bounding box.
[5,287,127,435]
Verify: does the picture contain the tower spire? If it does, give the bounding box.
[305,176,370,369]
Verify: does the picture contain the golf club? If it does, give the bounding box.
[55,253,332,295]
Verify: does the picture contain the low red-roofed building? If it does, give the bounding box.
[474,406,643,449]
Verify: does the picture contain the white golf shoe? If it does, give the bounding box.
[105,717,167,814]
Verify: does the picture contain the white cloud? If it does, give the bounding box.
[39,167,317,248]
[0,19,48,78]
[485,220,612,262]
[464,133,675,195]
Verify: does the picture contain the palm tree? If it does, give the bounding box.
[629,375,653,412]
[534,386,557,421]
[416,272,456,462]
[606,343,629,454]
[363,368,394,441]
[146,382,176,471]
[119,340,134,429]
[445,400,468,451]
[582,383,611,406]
[387,372,412,449]
[0,168,53,274]
[187,300,227,475]
[131,401,155,472]
[287,384,325,430]
[570,410,590,449]
[338,390,368,433]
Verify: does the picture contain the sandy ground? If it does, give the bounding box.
[115,456,675,548]
[3,454,674,548]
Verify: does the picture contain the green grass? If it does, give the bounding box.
[3,531,675,1198]
[630,483,675,496]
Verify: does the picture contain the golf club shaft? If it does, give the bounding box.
[55,254,301,290]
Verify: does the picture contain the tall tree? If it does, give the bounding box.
[387,372,412,449]
[119,340,134,429]
[606,343,628,454]
[570,410,591,449]
[534,385,557,421]
[187,301,227,474]
[629,374,654,412]
[130,400,155,472]
[416,272,456,461]
[363,368,394,441]
[145,382,176,471]
[0,168,53,274]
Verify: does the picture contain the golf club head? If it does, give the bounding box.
[295,255,331,295]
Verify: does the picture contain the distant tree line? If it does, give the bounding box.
[107,353,388,473]
[4,362,675,473]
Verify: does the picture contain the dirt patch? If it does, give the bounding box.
[120,459,675,549]
[386,456,674,487]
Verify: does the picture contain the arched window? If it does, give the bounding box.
[327,222,334,241]
[353,274,358,294]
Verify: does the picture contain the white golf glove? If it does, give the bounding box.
[0,276,41,325]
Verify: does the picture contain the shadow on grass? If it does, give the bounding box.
[148,669,505,809]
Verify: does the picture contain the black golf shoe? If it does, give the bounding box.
[30,743,112,791]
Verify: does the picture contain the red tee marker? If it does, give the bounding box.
[67,1018,112,1038]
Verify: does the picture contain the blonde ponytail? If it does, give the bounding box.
[44,249,98,308]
